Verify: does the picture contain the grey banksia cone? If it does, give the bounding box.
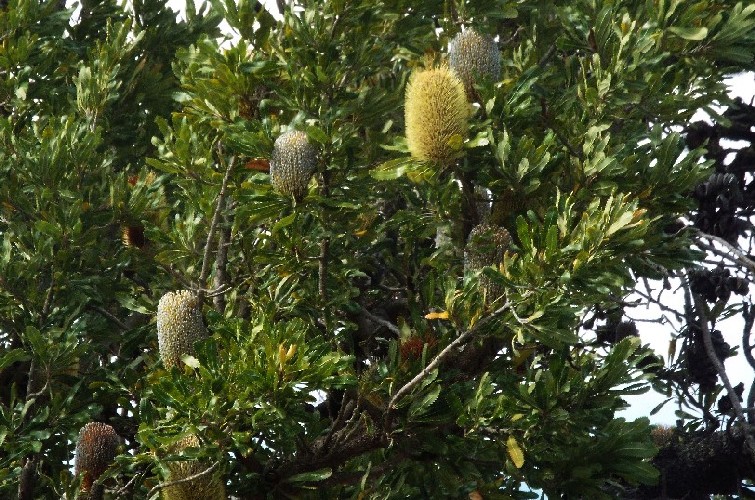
[464,223,512,303]
[156,290,208,369]
[448,29,500,98]
[269,130,318,200]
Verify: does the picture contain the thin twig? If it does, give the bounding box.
[158,262,194,290]
[91,305,129,331]
[386,301,510,414]
[692,228,755,275]
[359,306,400,336]
[537,44,557,69]
[198,151,236,299]
[113,469,146,497]
[318,238,330,301]
[25,379,49,404]
[743,305,755,371]
[320,394,351,456]
[693,294,755,458]
[39,270,54,326]
[146,461,219,498]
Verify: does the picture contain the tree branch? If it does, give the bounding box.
[359,306,400,336]
[146,461,219,498]
[694,294,755,459]
[692,228,755,275]
[386,301,510,415]
[90,304,129,331]
[212,199,234,313]
[318,237,329,302]
[198,151,236,299]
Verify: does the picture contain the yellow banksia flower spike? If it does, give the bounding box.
[405,66,469,166]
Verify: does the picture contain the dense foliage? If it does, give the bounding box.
[1,0,755,498]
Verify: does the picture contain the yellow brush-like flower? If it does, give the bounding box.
[75,422,119,494]
[270,130,318,200]
[448,29,500,97]
[405,66,469,165]
[162,435,226,500]
[156,290,207,369]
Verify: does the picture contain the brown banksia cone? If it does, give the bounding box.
[464,223,512,303]
[405,66,469,165]
[122,223,147,249]
[163,435,226,500]
[156,290,208,369]
[448,28,500,98]
[75,422,119,496]
[269,130,318,200]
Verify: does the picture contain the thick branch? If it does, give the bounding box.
[146,461,219,498]
[212,199,234,313]
[198,153,235,298]
[275,419,385,483]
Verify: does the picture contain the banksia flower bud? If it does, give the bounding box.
[75,422,119,494]
[156,290,207,369]
[464,223,512,303]
[405,66,469,165]
[269,130,318,200]
[163,435,226,500]
[448,29,500,97]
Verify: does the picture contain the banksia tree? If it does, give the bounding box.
[5,0,755,498]
[269,130,318,200]
[162,436,226,500]
[75,423,119,498]
[448,28,500,97]
[404,66,469,165]
[156,290,208,369]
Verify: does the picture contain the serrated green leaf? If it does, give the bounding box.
[409,384,441,419]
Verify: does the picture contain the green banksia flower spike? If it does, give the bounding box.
[464,223,512,303]
[448,29,500,98]
[156,290,207,369]
[270,130,318,200]
[75,422,119,495]
[163,435,227,500]
[405,66,469,165]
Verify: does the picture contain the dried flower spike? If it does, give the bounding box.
[75,422,119,493]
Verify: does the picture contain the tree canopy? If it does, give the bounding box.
[1,0,755,498]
